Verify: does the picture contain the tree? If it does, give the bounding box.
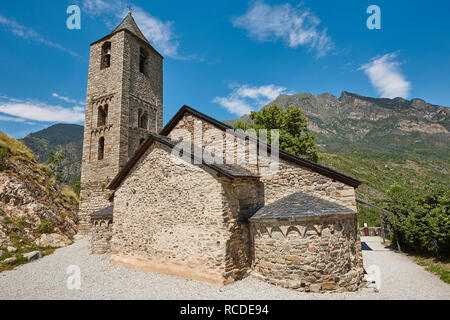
[381,184,450,257]
[234,105,319,162]
[48,150,65,183]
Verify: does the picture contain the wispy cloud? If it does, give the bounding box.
[0,14,80,57]
[213,84,287,116]
[0,115,35,125]
[82,0,186,59]
[360,53,411,99]
[0,97,85,124]
[232,1,334,58]
[52,93,84,105]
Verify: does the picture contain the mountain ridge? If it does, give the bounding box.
[226,91,449,159]
[21,124,84,184]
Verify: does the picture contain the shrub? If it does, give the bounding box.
[381,184,450,257]
[0,146,10,171]
[36,220,54,234]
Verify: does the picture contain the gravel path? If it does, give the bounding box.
[0,236,449,300]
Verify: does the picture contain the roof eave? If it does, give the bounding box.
[160,105,362,188]
[107,134,237,191]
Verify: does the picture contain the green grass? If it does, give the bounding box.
[0,233,57,273]
[415,257,450,284]
[0,132,36,163]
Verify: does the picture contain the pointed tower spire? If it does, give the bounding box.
[111,12,150,45]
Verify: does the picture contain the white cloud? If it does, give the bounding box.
[0,14,80,57]
[0,115,33,124]
[360,53,411,99]
[0,98,85,124]
[82,0,183,59]
[213,84,287,116]
[52,93,84,105]
[233,1,333,58]
[213,97,254,117]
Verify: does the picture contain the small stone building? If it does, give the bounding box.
[82,13,365,293]
[250,193,362,292]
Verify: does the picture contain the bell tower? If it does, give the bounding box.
[79,12,164,233]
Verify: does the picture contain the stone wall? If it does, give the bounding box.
[251,215,364,293]
[221,178,263,282]
[259,159,357,211]
[80,29,163,234]
[111,141,251,285]
[91,218,113,254]
[168,113,357,211]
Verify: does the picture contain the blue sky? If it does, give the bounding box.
[0,0,449,138]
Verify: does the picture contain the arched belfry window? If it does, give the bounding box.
[139,48,148,75]
[139,110,148,130]
[98,137,105,160]
[97,105,108,127]
[101,42,111,69]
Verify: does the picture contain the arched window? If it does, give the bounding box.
[97,105,108,127]
[139,111,148,129]
[98,137,105,160]
[139,138,145,145]
[138,109,142,128]
[139,48,147,75]
[101,42,111,69]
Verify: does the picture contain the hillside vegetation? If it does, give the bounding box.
[0,132,78,271]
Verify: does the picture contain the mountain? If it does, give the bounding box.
[0,132,78,270]
[21,124,84,184]
[226,91,450,199]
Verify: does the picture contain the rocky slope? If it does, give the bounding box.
[21,124,84,184]
[0,132,78,270]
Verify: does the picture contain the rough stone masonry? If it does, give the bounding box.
[81,12,364,293]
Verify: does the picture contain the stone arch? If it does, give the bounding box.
[270,227,284,239]
[101,42,111,69]
[286,226,301,238]
[139,48,148,75]
[258,226,269,237]
[97,105,108,127]
[139,110,148,129]
[304,225,319,237]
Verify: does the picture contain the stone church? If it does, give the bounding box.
[80,13,364,293]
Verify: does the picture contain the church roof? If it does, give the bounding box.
[90,12,163,59]
[108,133,259,191]
[112,12,150,45]
[160,105,362,188]
[90,206,113,220]
[250,192,356,220]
